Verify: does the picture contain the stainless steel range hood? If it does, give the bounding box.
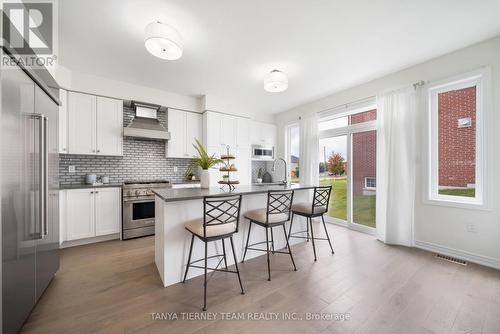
[124,101,171,140]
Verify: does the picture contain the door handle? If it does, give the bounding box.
[42,115,49,239]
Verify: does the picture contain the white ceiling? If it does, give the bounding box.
[59,0,500,115]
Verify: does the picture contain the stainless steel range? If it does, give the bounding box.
[122,180,171,239]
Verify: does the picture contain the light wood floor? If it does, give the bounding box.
[22,223,500,334]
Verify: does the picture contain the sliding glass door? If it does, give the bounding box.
[318,106,377,232]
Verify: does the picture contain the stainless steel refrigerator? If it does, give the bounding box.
[1,47,60,334]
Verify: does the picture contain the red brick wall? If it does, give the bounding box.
[438,87,476,187]
[350,110,377,196]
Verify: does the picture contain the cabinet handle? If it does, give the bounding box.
[97,149,100,153]
[95,191,99,194]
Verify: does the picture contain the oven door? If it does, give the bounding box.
[123,197,155,230]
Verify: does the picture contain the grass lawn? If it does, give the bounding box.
[438,188,475,197]
[319,177,376,228]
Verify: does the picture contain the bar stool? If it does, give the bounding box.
[288,186,334,261]
[242,190,296,281]
[182,194,244,311]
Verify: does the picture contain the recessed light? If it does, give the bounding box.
[264,69,288,92]
[144,22,183,60]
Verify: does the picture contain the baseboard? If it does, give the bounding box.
[60,234,120,248]
[414,239,500,270]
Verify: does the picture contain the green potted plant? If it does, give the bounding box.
[192,139,222,188]
[256,167,263,183]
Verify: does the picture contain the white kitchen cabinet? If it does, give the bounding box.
[68,91,95,155]
[203,111,223,147]
[167,109,202,158]
[221,114,236,147]
[236,117,250,148]
[235,147,251,185]
[63,187,121,243]
[95,187,121,236]
[66,188,95,241]
[58,89,68,153]
[185,112,202,156]
[59,190,66,245]
[96,96,123,156]
[67,91,123,156]
[250,121,277,146]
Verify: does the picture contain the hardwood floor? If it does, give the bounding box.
[22,223,500,334]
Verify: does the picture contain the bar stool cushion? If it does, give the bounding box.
[185,219,236,238]
[291,202,327,215]
[244,209,289,224]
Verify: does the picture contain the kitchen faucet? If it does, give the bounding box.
[271,158,288,185]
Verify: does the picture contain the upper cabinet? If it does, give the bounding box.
[66,91,123,156]
[203,111,250,151]
[96,96,123,156]
[167,109,202,158]
[250,121,277,146]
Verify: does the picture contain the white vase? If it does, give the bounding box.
[200,169,210,189]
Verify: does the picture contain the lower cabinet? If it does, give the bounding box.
[60,187,121,243]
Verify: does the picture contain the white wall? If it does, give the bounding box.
[201,94,275,123]
[55,65,203,112]
[275,36,500,268]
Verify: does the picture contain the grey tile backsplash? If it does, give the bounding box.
[59,105,198,185]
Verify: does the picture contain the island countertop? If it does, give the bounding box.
[152,184,315,202]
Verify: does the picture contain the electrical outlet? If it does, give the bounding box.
[173,166,178,173]
[68,165,76,173]
[466,224,478,233]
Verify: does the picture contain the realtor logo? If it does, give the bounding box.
[2,1,53,54]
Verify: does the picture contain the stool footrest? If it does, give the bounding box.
[189,254,224,265]
[289,235,330,241]
[188,265,238,274]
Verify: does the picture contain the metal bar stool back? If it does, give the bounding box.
[242,190,296,281]
[183,194,244,311]
[289,186,334,261]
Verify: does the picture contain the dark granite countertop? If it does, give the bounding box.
[59,183,123,190]
[153,184,315,202]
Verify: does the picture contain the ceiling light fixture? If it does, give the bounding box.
[264,69,288,92]
[144,22,183,60]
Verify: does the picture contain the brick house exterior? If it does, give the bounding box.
[351,110,377,196]
[438,87,476,188]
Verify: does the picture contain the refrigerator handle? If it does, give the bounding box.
[42,115,49,238]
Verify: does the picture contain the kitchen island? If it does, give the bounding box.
[153,184,315,287]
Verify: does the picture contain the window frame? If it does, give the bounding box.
[285,122,300,185]
[426,68,490,209]
[364,177,376,190]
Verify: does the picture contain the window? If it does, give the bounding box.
[286,123,300,184]
[318,98,377,229]
[364,177,376,189]
[428,69,489,206]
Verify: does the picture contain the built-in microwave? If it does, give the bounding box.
[252,145,274,160]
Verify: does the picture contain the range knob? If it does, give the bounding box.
[146,189,153,195]
[127,190,133,196]
[135,190,142,196]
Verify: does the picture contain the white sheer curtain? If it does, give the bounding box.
[376,87,417,246]
[299,113,319,186]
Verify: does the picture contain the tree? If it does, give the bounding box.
[327,152,345,175]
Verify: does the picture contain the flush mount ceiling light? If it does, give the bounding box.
[264,69,288,93]
[144,22,183,60]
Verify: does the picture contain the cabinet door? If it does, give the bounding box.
[167,108,186,158]
[261,123,277,146]
[66,188,95,240]
[236,117,250,148]
[235,147,251,185]
[95,187,121,236]
[58,89,68,153]
[204,112,222,147]
[221,114,236,147]
[59,190,66,245]
[249,121,262,145]
[96,96,123,156]
[185,112,202,157]
[68,92,96,154]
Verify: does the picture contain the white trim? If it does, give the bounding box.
[317,97,376,119]
[285,122,300,184]
[425,67,490,209]
[364,177,376,190]
[60,233,120,248]
[414,239,500,270]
